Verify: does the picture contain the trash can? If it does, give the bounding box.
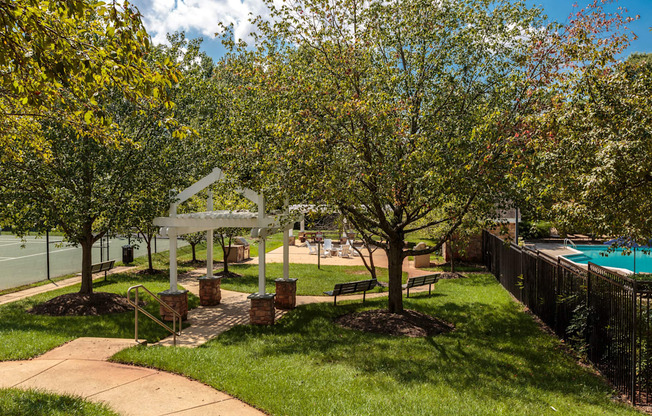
[122,245,134,263]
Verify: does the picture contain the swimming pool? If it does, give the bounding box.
[563,245,652,274]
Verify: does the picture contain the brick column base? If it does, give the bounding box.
[198,276,222,306]
[275,278,297,310]
[158,290,188,321]
[247,293,276,325]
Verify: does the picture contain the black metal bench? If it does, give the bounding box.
[402,274,440,297]
[91,260,115,280]
[324,279,379,306]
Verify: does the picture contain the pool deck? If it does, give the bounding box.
[532,243,579,259]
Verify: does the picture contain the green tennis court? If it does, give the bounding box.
[0,234,185,290]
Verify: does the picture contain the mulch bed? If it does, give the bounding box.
[438,272,466,279]
[180,260,205,267]
[28,292,139,316]
[135,268,165,275]
[334,309,454,337]
[215,270,243,279]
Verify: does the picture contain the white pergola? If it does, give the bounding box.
[153,167,294,295]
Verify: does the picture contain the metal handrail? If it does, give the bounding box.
[563,238,577,249]
[126,285,182,347]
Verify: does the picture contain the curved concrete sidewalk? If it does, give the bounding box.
[0,338,264,416]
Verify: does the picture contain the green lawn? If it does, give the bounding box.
[0,388,118,416]
[113,274,640,415]
[0,272,199,361]
[422,254,485,273]
[221,263,407,295]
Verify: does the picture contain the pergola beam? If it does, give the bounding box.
[154,217,261,229]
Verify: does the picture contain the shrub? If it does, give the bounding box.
[519,221,553,239]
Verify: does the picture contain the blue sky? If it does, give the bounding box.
[130,0,651,60]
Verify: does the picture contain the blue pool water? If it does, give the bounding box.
[564,245,652,274]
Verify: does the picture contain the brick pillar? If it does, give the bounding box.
[247,293,276,325]
[275,278,297,310]
[198,276,222,306]
[158,290,188,321]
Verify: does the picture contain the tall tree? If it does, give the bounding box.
[216,0,560,312]
[522,2,641,241]
[119,34,214,273]
[0,87,191,293]
[534,60,651,240]
[0,1,189,294]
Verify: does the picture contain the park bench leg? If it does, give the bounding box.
[363,291,366,303]
[407,288,410,298]
[104,270,108,281]
[429,284,431,295]
[334,296,337,306]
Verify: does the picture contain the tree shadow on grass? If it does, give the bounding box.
[208,282,619,411]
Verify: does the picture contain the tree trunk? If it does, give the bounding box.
[449,238,456,273]
[191,243,197,262]
[146,237,154,272]
[386,239,405,313]
[79,234,94,294]
[366,241,377,280]
[223,243,230,274]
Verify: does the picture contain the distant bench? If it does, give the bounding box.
[324,279,379,306]
[402,274,440,297]
[91,260,115,279]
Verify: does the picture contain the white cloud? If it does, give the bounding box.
[133,0,270,45]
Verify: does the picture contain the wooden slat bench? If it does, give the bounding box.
[402,274,440,297]
[324,279,379,306]
[91,260,115,280]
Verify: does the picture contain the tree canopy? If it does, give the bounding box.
[0,4,192,294]
[0,0,177,157]
[533,59,652,240]
[521,2,642,241]
[215,0,565,312]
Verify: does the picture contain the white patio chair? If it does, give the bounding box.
[321,239,333,257]
[306,241,318,255]
[349,240,360,256]
[339,244,351,258]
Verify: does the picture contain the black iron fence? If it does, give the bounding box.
[483,231,652,405]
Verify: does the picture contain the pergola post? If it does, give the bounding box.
[258,194,266,295]
[248,194,276,324]
[206,190,213,278]
[169,201,178,292]
[275,200,297,310]
[159,200,189,322]
[259,237,266,294]
[283,226,290,280]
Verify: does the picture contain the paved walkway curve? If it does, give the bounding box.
[0,338,264,416]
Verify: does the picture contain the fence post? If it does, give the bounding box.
[586,263,592,307]
[632,279,638,405]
